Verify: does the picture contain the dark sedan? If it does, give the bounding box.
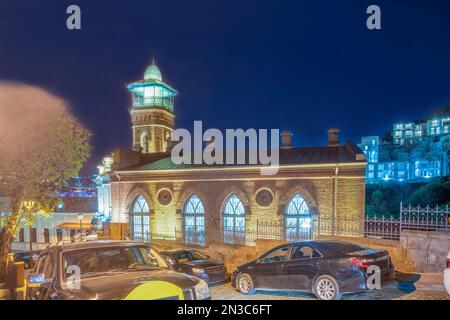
[160,249,227,284]
[231,240,395,300]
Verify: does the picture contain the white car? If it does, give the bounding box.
[444,252,450,296]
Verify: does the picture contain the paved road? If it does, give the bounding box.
[210,282,450,300]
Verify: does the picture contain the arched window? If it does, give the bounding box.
[131,195,150,242]
[285,193,311,241]
[222,194,245,244]
[183,195,205,245]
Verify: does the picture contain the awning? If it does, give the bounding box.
[57,221,92,229]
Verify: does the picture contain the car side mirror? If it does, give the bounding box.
[27,273,45,288]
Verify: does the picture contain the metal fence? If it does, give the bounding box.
[400,203,449,232]
[11,241,50,251]
[248,203,449,242]
[121,203,449,245]
[220,203,449,244]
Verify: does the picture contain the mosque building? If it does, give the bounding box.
[97,60,367,246]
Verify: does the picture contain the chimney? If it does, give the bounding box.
[281,130,293,149]
[327,128,340,146]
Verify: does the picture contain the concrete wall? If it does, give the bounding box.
[400,230,450,273]
[152,239,287,273]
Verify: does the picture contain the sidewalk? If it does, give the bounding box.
[396,271,445,291]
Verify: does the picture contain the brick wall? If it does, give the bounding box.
[109,168,366,242]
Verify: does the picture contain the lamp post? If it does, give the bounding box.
[78,213,83,242]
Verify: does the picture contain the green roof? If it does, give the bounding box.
[138,157,191,170]
[130,143,366,172]
[144,63,162,81]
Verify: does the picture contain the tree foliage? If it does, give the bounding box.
[0,82,91,281]
[366,176,450,218]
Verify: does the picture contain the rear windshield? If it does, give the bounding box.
[62,246,168,280]
[171,250,208,263]
[324,242,368,254]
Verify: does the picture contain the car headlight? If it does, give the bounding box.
[194,279,210,300]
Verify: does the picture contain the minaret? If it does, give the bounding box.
[127,59,177,153]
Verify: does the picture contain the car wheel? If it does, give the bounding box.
[313,275,342,300]
[237,273,255,295]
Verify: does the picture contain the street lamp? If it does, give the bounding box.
[78,213,83,242]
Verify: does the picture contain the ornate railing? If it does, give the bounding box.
[400,203,449,232]
[246,203,449,242]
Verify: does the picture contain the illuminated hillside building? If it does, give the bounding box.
[361,116,450,183]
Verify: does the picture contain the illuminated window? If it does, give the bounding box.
[183,195,205,245]
[285,193,311,241]
[222,194,245,244]
[131,195,150,242]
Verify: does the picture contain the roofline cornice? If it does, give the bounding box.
[115,161,367,175]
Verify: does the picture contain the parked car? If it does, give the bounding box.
[231,240,395,300]
[26,241,210,300]
[444,252,450,296]
[160,249,227,284]
[13,251,40,270]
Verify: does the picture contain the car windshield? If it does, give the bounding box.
[171,250,208,263]
[62,246,169,280]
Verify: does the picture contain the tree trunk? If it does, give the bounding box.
[0,228,12,283]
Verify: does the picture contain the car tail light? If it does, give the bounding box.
[446,258,450,269]
[350,257,369,269]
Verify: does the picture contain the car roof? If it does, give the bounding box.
[48,240,150,252]
[289,240,362,247]
[161,248,198,254]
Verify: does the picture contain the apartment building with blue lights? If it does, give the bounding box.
[360,114,450,183]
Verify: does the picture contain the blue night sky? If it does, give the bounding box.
[1,0,450,174]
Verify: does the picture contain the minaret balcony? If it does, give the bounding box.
[132,96,174,111]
